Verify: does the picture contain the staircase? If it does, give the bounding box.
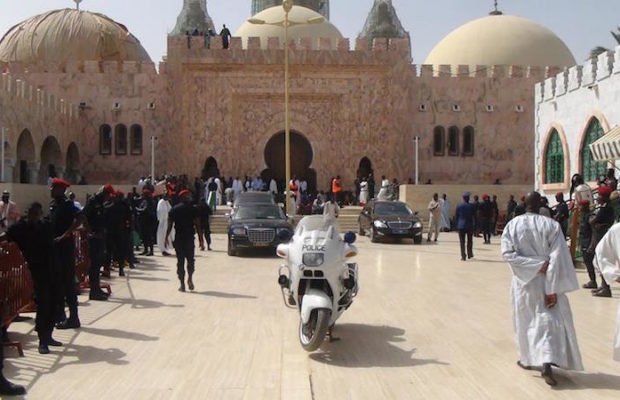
[209,206,428,234]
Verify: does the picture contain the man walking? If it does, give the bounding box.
[157,194,174,256]
[479,194,493,244]
[166,190,204,292]
[0,190,20,234]
[427,193,441,242]
[593,222,620,361]
[501,192,583,386]
[455,192,475,261]
[440,193,451,232]
[589,186,615,298]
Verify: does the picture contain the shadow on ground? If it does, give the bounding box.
[190,291,257,299]
[309,323,449,368]
[80,327,159,341]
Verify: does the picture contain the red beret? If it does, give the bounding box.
[598,186,613,196]
[116,190,124,197]
[482,194,489,200]
[51,178,70,188]
[555,191,564,198]
[178,189,190,198]
[103,184,115,194]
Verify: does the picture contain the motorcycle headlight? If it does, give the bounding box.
[373,220,387,229]
[413,222,422,229]
[302,253,324,267]
[232,227,246,236]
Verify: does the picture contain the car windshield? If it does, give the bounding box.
[235,193,274,205]
[233,205,284,220]
[295,215,340,237]
[374,202,413,216]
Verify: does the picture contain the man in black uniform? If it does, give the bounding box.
[83,185,114,300]
[137,188,157,256]
[166,190,204,292]
[590,185,615,297]
[199,200,212,251]
[0,327,26,395]
[48,178,82,329]
[2,202,61,354]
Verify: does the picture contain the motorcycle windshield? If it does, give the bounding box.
[296,215,340,238]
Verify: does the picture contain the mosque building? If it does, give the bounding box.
[0,0,578,191]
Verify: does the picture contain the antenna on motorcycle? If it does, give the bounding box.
[344,232,357,244]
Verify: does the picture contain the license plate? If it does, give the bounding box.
[253,242,270,247]
[393,230,408,234]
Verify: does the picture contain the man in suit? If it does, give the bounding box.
[455,192,475,261]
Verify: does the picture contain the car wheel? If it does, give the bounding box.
[358,221,365,236]
[413,235,422,245]
[369,227,377,243]
[227,238,236,256]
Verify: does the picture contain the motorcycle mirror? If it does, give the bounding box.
[277,229,293,242]
[344,231,357,244]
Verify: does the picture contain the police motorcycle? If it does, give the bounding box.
[276,215,359,351]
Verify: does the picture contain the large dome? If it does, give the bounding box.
[0,8,151,65]
[424,14,576,70]
[235,5,343,49]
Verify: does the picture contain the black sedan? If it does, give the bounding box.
[227,203,293,256]
[358,200,423,244]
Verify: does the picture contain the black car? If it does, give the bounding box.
[358,200,423,244]
[227,203,293,256]
[233,192,275,208]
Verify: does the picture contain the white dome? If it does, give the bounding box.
[424,14,576,69]
[235,5,343,50]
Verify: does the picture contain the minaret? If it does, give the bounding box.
[170,0,215,36]
[251,0,330,19]
[358,0,409,46]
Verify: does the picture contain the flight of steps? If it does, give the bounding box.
[208,206,429,234]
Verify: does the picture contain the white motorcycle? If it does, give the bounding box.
[276,215,359,351]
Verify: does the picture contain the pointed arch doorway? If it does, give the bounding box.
[262,130,316,193]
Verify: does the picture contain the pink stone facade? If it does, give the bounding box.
[0,34,554,191]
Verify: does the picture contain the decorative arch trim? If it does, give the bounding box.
[541,122,570,192]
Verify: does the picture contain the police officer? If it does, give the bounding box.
[137,189,156,256]
[83,185,114,300]
[2,202,61,354]
[0,325,26,395]
[165,190,204,292]
[48,178,82,329]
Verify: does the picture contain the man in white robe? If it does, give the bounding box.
[232,177,243,202]
[215,177,222,206]
[501,191,583,386]
[157,196,174,255]
[593,223,620,362]
[440,193,450,231]
[269,179,278,197]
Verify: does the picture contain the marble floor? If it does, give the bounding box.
[3,232,620,399]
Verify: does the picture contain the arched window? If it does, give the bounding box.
[544,129,564,184]
[447,126,459,156]
[581,118,606,182]
[115,124,127,155]
[130,124,143,155]
[463,126,475,156]
[433,126,445,156]
[99,124,112,155]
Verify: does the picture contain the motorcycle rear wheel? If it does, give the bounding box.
[299,308,331,352]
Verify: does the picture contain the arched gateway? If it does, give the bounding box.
[262,131,316,193]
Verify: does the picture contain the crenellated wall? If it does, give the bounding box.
[534,45,620,196]
[0,33,563,189]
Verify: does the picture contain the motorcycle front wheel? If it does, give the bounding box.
[299,308,331,352]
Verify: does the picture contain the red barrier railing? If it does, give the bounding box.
[0,242,35,356]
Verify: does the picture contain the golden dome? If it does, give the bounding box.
[235,5,343,50]
[0,8,151,65]
[424,14,576,69]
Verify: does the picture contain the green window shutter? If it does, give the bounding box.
[545,130,564,184]
[581,118,606,182]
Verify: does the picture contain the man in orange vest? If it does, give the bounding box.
[332,175,343,206]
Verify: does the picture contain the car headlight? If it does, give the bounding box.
[413,222,423,229]
[373,220,387,229]
[232,227,246,236]
[302,253,324,267]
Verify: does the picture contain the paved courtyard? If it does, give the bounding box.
[3,232,620,399]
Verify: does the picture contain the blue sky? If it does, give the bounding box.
[1,0,619,64]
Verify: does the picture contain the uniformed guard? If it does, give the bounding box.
[136,189,156,256]
[2,202,61,354]
[165,190,204,292]
[48,178,82,329]
[83,184,114,300]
